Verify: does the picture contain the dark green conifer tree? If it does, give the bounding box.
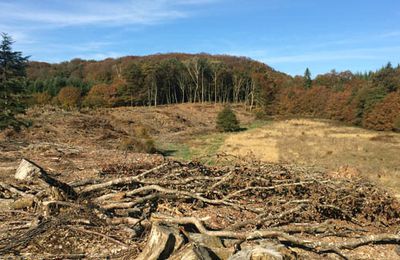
[216,105,240,132]
[0,33,29,130]
[304,68,312,89]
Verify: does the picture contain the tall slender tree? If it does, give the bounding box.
[304,68,312,89]
[0,33,29,130]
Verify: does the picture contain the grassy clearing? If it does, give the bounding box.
[158,117,400,198]
[159,120,269,164]
[159,132,228,164]
[220,118,400,197]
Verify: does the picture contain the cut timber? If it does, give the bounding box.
[15,159,77,200]
[136,224,184,260]
[10,197,35,210]
[169,243,214,260]
[187,233,234,259]
[15,159,42,180]
[228,245,283,260]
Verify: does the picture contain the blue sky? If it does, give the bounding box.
[1,0,399,76]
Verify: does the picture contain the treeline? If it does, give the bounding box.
[27,53,289,109]
[269,64,400,131]
[26,54,400,131]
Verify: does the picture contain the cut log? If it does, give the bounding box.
[15,159,77,200]
[136,224,184,260]
[169,243,214,260]
[187,233,234,259]
[10,197,35,210]
[228,245,283,260]
[15,159,42,181]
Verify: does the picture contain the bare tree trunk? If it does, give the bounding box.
[201,69,204,103]
[154,81,157,107]
[185,59,200,103]
[214,72,218,104]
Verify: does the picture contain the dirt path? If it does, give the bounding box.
[220,118,400,197]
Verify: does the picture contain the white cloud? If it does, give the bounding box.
[0,0,218,27]
[0,0,220,58]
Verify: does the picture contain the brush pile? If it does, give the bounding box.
[1,158,400,259]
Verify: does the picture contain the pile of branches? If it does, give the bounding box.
[1,158,400,259]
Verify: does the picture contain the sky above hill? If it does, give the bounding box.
[0,0,399,76]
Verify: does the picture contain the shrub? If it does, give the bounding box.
[118,125,157,153]
[32,92,52,105]
[57,86,81,109]
[216,106,240,132]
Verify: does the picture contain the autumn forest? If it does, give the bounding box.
[26,53,400,132]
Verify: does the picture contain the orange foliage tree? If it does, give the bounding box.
[56,86,82,109]
[83,84,116,107]
[363,91,400,131]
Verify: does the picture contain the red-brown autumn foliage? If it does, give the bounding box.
[56,86,82,109]
[297,86,331,116]
[274,87,305,115]
[363,91,400,131]
[325,87,356,122]
[83,84,116,107]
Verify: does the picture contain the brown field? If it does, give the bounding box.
[2,105,399,198]
[219,118,400,198]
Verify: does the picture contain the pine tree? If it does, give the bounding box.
[216,106,240,132]
[0,33,29,130]
[304,68,312,89]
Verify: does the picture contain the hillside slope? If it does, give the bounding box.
[0,104,254,182]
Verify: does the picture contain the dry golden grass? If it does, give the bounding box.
[222,130,279,162]
[220,118,400,197]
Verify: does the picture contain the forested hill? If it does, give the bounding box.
[26,53,290,105]
[26,53,400,132]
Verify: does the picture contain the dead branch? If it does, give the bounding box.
[141,175,225,186]
[152,213,400,255]
[80,163,168,194]
[223,180,329,200]
[118,184,257,212]
[310,234,400,251]
[67,225,128,248]
[0,182,32,198]
[3,159,400,259]
[228,204,306,230]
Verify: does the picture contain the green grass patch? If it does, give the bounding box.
[244,119,271,130]
[160,132,227,164]
[159,119,271,165]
